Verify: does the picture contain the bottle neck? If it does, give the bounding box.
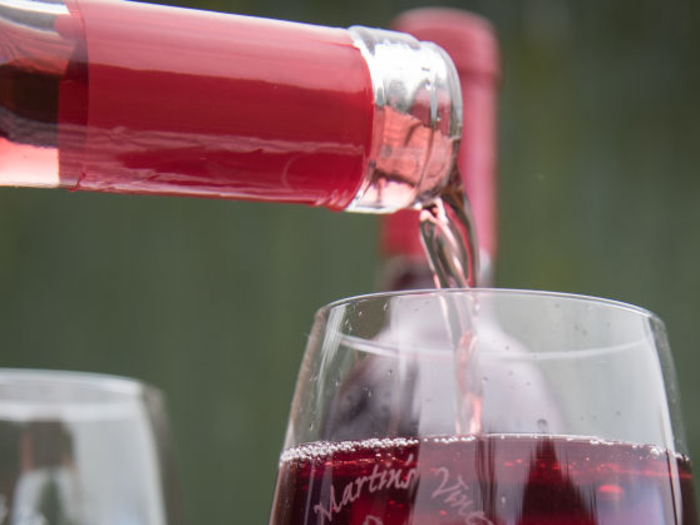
[346,27,463,213]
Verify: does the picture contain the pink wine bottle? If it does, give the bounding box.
[1,0,462,213]
[381,9,500,286]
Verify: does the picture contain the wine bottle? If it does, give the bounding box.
[1,0,462,213]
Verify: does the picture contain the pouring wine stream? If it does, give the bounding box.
[419,170,483,435]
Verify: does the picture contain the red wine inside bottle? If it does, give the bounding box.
[270,435,696,525]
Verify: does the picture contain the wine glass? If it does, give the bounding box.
[269,289,696,525]
[0,369,183,525]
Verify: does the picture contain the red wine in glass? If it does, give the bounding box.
[271,435,696,525]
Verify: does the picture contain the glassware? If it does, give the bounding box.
[0,369,183,525]
[0,0,461,213]
[270,289,696,524]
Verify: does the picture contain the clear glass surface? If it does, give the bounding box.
[270,289,696,525]
[0,369,183,525]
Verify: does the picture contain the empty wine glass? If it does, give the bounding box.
[0,369,183,525]
[269,289,696,525]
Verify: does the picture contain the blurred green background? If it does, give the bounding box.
[1,0,699,523]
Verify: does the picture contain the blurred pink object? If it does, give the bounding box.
[381,8,500,286]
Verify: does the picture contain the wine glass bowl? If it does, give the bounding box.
[0,369,182,525]
[270,289,696,525]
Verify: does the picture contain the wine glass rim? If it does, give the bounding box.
[321,287,660,321]
[0,368,161,420]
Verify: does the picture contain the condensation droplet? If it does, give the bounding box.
[537,418,549,432]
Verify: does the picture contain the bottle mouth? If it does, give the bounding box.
[345,26,463,213]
